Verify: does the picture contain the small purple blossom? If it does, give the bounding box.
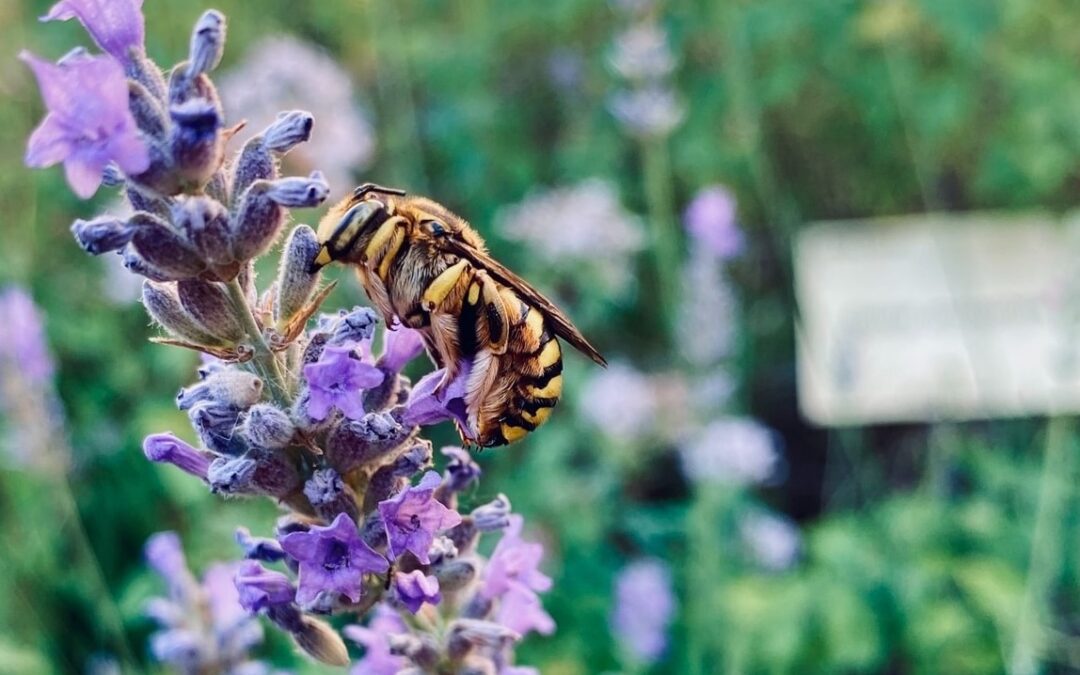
[401,363,473,439]
[683,185,744,260]
[441,445,481,493]
[143,433,211,480]
[302,346,384,421]
[279,513,389,605]
[343,604,406,675]
[393,570,441,614]
[378,471,463,564]
[377,324,425,374]
[611,558,676,664]
[234,560,296,613]
[0,288,54,384]
[41,0,145,63]
[496,584,555,637]
[21,50,149,198]
[481,515,552,600]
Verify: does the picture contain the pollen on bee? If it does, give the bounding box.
[467,282,481,306]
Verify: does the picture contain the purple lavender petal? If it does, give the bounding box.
[279,513,388,605]
[41,0,145,63]
[303,346,385,421]
[401,362,473,439]
[481,515,551,600]
[143,433,211,480]
[377,471,463,564]
[393,570,441,614]
[495,585,555,637]
[234,560,296,613]
[378,325,425,374]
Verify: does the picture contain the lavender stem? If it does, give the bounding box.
[225,277,288,403]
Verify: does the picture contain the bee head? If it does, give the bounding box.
[311,199,390,272]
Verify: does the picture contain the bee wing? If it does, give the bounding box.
[441,237,608,367]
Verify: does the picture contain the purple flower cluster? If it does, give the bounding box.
[143,531,274,675]
[610,558,677,665]
[24,4,557,670]
[607,2,684,139]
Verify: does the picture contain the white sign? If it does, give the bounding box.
[795,212,1080,425]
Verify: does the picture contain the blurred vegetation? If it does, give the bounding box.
[3,0,1080,673]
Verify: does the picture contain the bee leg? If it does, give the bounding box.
[476,270,510,355]
[422,259,470,312]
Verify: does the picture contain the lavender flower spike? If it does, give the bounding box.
[21,50,149,198]
[303,345,384,421]
[611,558,676,664]
[267,171,330,207]
[187,10,226,78]
[279,513,389,606]
[378,471,463,563]
[41,0,145,63]
[143,433,211,480]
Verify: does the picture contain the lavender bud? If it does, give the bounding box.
[176,279,245,343]
[303,468,359,524]
[230,139,276,201]
[235,526,287,562]
[438,446,482,498]
[387,634,439,670]
[365,468,407,511]
[291,615,350,667]
[427,536,459,564]
[457,656,498,675]
[274,225,322,326]
[124,248,170,282]
[126,185,171,220]
[130,137,183,197]
[445,519,480,554]
[301,332,330,365]
[326,412,409,473]
[127,79,167,138]
[325,307,378,346]
[208,455,258,495]
[470,494,511,532]
[391,440,434,477]
[230,182,286,261]
[447,619,519,658]
[141,281,223,346]
[291,387,334,434]
[176,368,263,410]
[264,111,314,153]
[266,172,330,208]
[71,216,132,255]
[434,558,477,592]
[187,10,226,77]
[171,196,233,266]
[169,98,224,187]
[205,169,229,204]
[126,50,168,102]
[360,514,388,549]
[142,433,211,480]
[248,447,302,497]
[188,401,246,456]
[102,163,124,187]
[242,403,295,450]
[129,213,206,280]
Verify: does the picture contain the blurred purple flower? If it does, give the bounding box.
[496,584,556,637]
[21,50,149,198]
[609,86,684,139]
[683,185,743,260]
[344,604,406,675]
[234,560,296,613]
[393,570,441,614]
[609,22,676,81]
[579,361,657,441]
[739,510,801,572]
[41,0,145,63]
[378,471,462,564]
[482,515,552,600]
[145,531,198,599]
[303,346,384,421]
[0,288,54,384]
[401,363,473,439]
[441,445,481,494]
[611,558,676,664]
[679,417,781,485]
[279,513,389,605]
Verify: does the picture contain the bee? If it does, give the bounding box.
[310,183,606,447]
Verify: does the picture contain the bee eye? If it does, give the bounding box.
[426,221,447,237]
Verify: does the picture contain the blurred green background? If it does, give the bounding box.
[4,0,1080,673]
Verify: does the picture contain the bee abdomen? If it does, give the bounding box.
[487,308,564,446]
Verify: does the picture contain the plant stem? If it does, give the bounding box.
[1010,416,1073,674]
[641,136,681,349]
[225,277,289,404]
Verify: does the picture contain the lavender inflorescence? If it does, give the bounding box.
[24,2,553,670]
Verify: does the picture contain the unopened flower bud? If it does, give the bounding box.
[208,455,257,495]
[471,494,511,532]
[187,10,226,77]
[230,181,286,261]
[427,536,458,564]
[323,306,378,347]
[291,615,350,667]
[266,172,330,208]
[176,368,263,410]
[189,401,247,456]
[143,433,211,480]
[274,225,322,326]
[126,185,171,220]
[102,163,125,187]
[130,137,183,197]
[126,49,168,102]
[388,633,439,669]
[264,110,314,154]
[205,169,229,204]
[434,558,477,592]
[365,468,408,511]
[303,468,360,524]
[169,97,224,187]
[128,79,167,138]
[230,138,275,201]
[234,559,294,612]
[142,280,223,346]
[326,412,409,473]
[71,216,132,255]
[445,519,480,554]
[291,387,335,434]
[250,447,302,497]
[235,527,287,562]
[176,279,245,343]
[391,440,433,477]
[437,446,481,501]
[242,403,295,449]
[171,196,233,267]
[129,212,206,280]
[447,619,520,658]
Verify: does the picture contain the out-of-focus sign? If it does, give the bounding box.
[795,212,1080,425]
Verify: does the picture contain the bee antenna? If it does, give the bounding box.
[353,183,407,199]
